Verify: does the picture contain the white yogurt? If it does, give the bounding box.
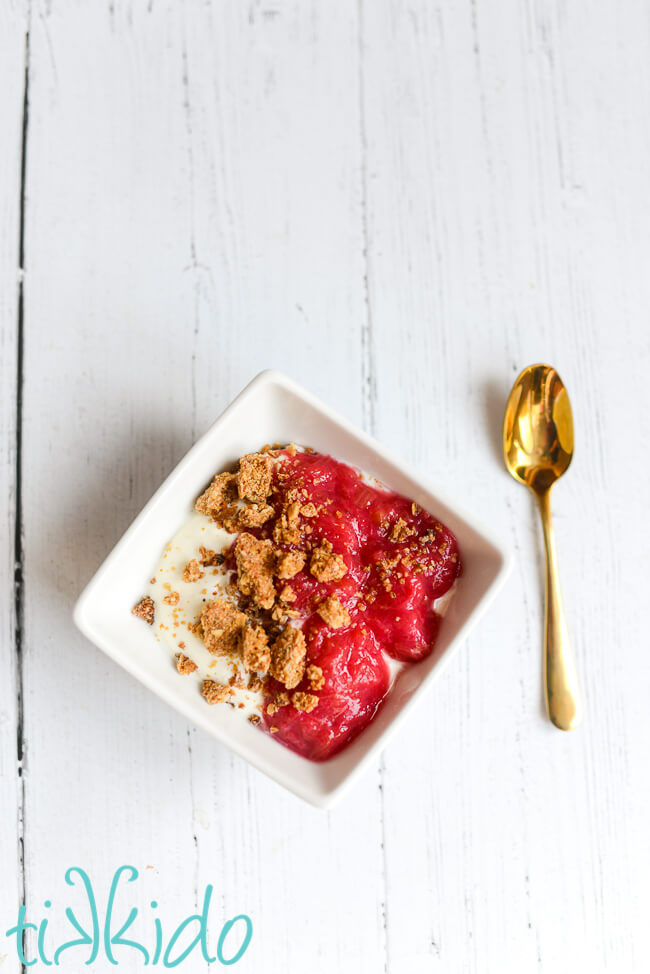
[146,511,263,718]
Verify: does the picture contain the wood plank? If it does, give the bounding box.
[20,2,385,971]
[18,1,215,962]
[181,5,386,972]
[361,0,650,970]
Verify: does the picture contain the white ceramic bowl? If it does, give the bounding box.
[74,370,511,808]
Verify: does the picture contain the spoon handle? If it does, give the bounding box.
[536,489,583,730]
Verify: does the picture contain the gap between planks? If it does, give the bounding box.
[356,2,390,973]
[14,21,31,974]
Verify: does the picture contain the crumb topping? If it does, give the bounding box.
[195,471,237,519]
[200,598,247,655]
[317,594,351,629]
[234,533,276,609]
[238,453,273,503]
[163,590,180,606]
[291,691,319,713]
[175,652,198,675]
[276,549,306,579]
[310,540,347,583]
[199,545,223,567]
[241,624,271,674]
[273,498,302,545]
[237,503,274,528]
[201,679,234,705]
[132,596,155,625]
[279,584,296,603]
[390,518,417,542]
[182,558,203,583]
[267,690,290,715]
[306,664,325,690]
[271,604,288,623]
[270,627,307,689]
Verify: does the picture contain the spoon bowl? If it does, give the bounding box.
[503,365,574,494]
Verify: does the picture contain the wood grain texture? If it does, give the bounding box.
[361,1,650,971]
[0,0,648,971]
[15,2,383,973]
[179,6,386,972]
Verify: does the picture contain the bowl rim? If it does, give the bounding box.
[73,369,513,808]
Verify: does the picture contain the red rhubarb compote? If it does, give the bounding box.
[256,449,460,760]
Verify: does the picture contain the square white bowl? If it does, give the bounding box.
[74,370,512,809]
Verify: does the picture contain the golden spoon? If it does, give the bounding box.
[503,364,582,731]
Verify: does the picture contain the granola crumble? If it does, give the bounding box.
[291,692,319,714]
[175,653,198,675]
[182,558,203,583]
[271,605,288,623]
[237,503,274,528]
[241,624,271,674]
[390,518,417,542]
[199,545,223,567]
[234,533,276,609]
[195,471,237,519]
[162,590,180,606]
[273,499,302,545]
[317,595,351,629]
[309,540,347,583]
[237,453,273,503]
[306,664,325,691]
[267,690,290,715]
[200,598,247,655]
[132,596,155,625]
[276,549,306,579]
[201,680,234,705]
[270,627,307,689]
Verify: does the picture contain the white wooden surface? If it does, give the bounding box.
[1,1,649,971]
